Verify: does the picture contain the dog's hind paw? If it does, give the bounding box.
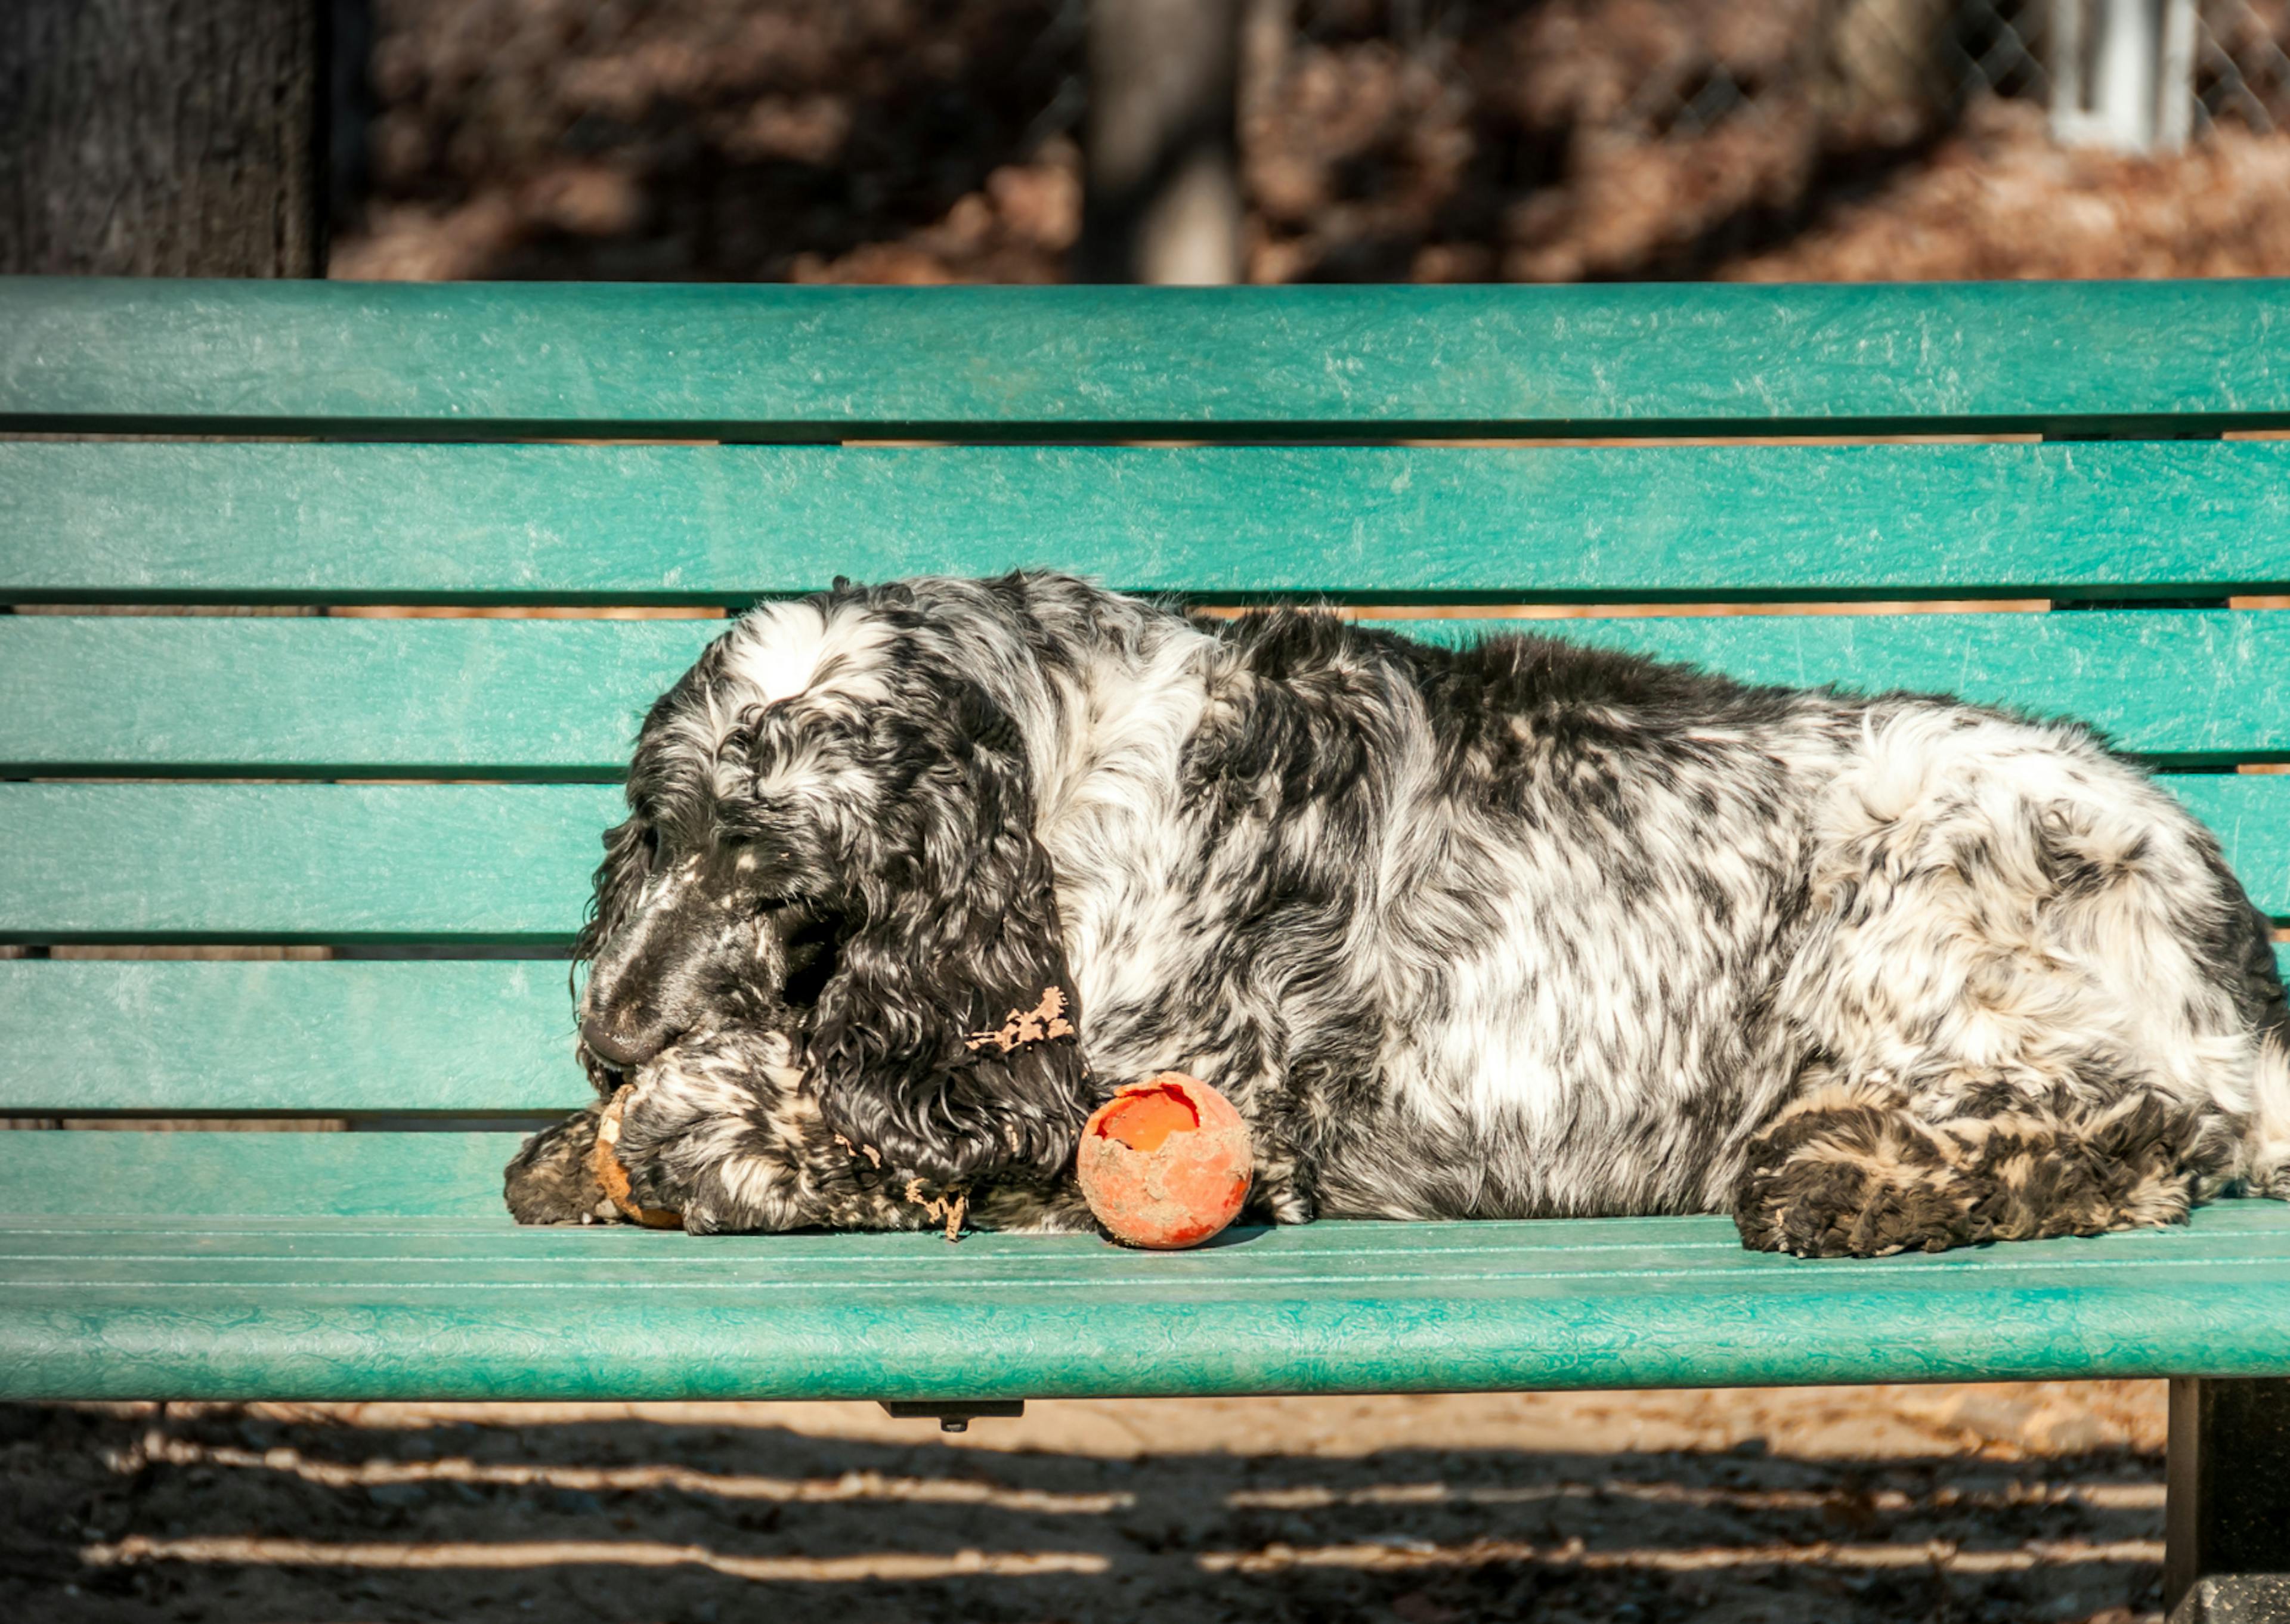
[1731,1086,1976,1258]
[1733,1155,1975,1258]
[1731,1077,2215,1257]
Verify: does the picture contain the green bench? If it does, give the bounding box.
[5,277,2290,1615]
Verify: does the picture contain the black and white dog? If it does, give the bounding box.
[506,573,2290,1255]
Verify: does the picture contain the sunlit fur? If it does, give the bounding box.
[506,573,2290,1256]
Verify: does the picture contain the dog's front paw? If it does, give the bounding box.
[1249,1177,1316,1226]
[504,1105,617,1225]
[1243,1136,1318,1225]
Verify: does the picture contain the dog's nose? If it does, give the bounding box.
[581,1014,671,1070]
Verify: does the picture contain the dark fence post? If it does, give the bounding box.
[1078,0,1242,284]
[2165,1377,2290,1620]
[0,0,328,275]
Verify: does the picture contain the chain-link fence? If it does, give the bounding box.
[2202,0,2290,129]
[1970,0,2290,141]
[1285,1,2290,147]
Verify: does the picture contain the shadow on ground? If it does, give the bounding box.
[0,1393,2165,1623]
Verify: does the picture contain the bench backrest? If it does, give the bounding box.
[5,278,2290,1157]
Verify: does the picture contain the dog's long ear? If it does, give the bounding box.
[576,646,728,978]
[572,815,654,1088]
[808,682,1088,1186]
[577,817,653,968]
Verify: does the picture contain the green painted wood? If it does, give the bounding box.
[0,783,618,945]
[9,440,2290,605]
[0,616,719,780]
[5,773,2290,944]
[2167,775,2290,920]
[0,962,586,1115]
[14,278,2290,1410]
[0,1133,531,1218]
[0,1129,2286,1399]
[1378,610,2290,767]
[20,610,2290,777]
[17,1206,2290,1283]
[11,947,2290,1117]
[4,278,2288,440]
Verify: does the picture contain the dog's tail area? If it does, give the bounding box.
[2243,1036,2290,1198]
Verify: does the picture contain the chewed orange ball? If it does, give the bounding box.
[1076,1074,1253,1249]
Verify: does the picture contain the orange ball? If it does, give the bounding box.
[1076,1074,1253,1249]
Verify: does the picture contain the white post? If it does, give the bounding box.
[2050,0,2196,153]
[2093,0,2161,148]
[2156,0,2199,151]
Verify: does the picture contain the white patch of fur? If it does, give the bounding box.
[1789,707,2258,1121]
[720,600,892,709]
[2247,1039,2290,1195]
[705,600,899,807]
[1035,621,1217,1028]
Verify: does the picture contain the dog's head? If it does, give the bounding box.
[575,580,1088,1187]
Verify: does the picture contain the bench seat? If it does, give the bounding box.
[9,1132,2290,1404]
[9,275,2290,1605]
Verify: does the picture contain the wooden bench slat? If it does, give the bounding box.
[0,961,584,1115]
[18,1209,2290,1281]
[0,1136,525,1222]
[0,616,713,781]
[4,776,2288,945]
[9,440,2290,605]
[0,783,617,945]
[5,278,2288,440]
[1441,611,2290,768]
[14,950,2290,1118]
[16,610,2290,777]
[1,1134,2286,1399]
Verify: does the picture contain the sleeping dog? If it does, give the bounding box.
[507,573,2290,1255]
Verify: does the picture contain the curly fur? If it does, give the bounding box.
[507,573,2290,1256]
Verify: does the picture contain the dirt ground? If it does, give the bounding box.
[2,1382,2171,1623]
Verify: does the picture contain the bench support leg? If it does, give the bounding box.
[2165,1377,2290,1620]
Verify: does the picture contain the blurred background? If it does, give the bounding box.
[332,0,2290,286]
[7,1,2290,284]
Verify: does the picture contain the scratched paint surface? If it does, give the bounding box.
[11,279,2290,1406]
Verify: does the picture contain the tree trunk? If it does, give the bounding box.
[1078,0,1243,284]
[0,0,326,276]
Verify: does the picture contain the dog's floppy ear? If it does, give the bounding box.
[571,815,654,1088]
[807,681,1088,1186]
[577,817,652,968]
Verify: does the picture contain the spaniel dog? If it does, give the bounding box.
[506,573,2290,1256]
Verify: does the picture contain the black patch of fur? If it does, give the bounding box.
[2193,844,2290,1049]
[799,667,1090,1186]
[576,583,1091,1191]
